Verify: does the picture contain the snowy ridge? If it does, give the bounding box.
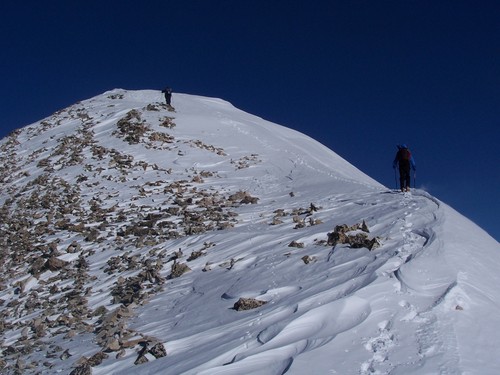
[0,89,499,375]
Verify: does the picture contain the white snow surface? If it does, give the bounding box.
[0,89,499,374]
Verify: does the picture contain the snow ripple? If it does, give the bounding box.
[199,296,371,375]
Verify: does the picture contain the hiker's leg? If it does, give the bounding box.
[399,168,405,191]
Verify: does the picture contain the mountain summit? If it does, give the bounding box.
[1,89,499,375]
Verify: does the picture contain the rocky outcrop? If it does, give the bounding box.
[228,191,259,205]
[233,298,268,311]
[327,221,381,250]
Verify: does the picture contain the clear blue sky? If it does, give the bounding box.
[1,1,498,241]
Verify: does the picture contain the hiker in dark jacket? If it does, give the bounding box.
[393,144,416,192]
[161,87,172,105]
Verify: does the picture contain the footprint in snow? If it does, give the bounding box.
[360,320,396,374]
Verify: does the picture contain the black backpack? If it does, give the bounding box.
[400,149,410,161]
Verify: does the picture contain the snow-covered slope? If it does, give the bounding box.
[1,89,499,375]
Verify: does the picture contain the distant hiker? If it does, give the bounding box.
[161,87,172,105]
[393,144,416,192]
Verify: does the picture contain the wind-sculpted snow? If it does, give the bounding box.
[0,89,499,375]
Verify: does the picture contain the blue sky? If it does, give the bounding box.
[1,1,498,241]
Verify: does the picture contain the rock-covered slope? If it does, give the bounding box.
[0,89,377,374]
[1,89,499,375]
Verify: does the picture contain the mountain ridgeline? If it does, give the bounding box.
[1,89,499,375]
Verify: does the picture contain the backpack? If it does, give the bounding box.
[398,148,411,163]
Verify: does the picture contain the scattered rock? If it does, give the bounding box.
[270,217,284,225]
[168,262,191,279]
[202,262,212,272]
[228,191,259,204]
[67,241,81,253]
[327,222,380,250]
[45,256,68,271]
[233,297,267,311]
[187,250,206,261]
[87,351,108,367]
[301,255,317,264]
[288,240,305,248]
[106,339,121,352]
[60,349,72,360]
[70,363,92,375]
[149,343,167,359]
[134,355,149,365]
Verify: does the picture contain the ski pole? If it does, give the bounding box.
[394,168,398,190]
[413,171,416,189]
